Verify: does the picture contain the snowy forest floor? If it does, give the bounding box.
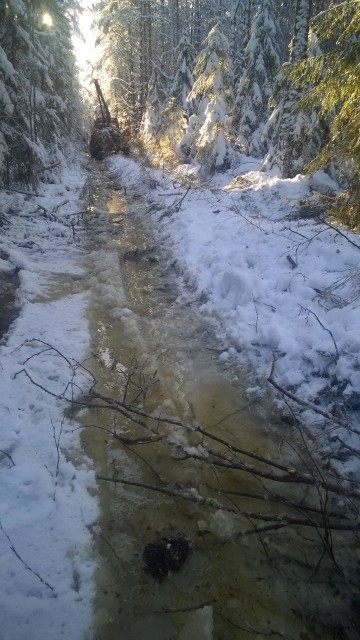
[0,166,98,640]
[0,151,360,638]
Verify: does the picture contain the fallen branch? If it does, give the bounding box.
[157,192,183,197]
[17,353,360,503]
[218,611,285,637]
[155,602,212,614]
[287,254,297,269]
[16,341,360,558]
[118,433,167,445]
[188,446,360,500]
[159,186,191,220]
[96,476,359,531]
[213,486,349,520]
[69,423,167,446]
[0,186,44,197]
[320,217,360,251]
[268,360,346,426]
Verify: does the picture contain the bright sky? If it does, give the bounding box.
[72,7,98,87]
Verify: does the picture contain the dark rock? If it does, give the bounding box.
[143,533,189,578]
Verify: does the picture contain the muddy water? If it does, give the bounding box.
[79,165,356,640]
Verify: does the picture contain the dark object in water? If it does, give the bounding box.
[143,534,189,578]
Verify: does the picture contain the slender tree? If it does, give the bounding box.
[168,31,194,116]
[140,67,163,145]
[158,31,195,161]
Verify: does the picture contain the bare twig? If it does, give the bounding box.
[299,305,339,359]
[320,218,360,251]
[268,359,345,426]
[0,519,54,592]
[155,603,212,614]
[218,611,285,637]
[38,161,61,172]
[51,419,64,485]
[96,477,359,531]
[0,449,15,468]
[159,186,191,220]
[100,533,123,562]
[0,186,44,197]
[251,295,259,333]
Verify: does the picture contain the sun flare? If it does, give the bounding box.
[72,9,99,86]
[41,12,53,27]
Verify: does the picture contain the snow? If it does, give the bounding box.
[0,46,16,80]
[0,79,14,116]
[0,165,98,639]
[108,153,360,449]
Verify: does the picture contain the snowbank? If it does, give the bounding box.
[108,154,360,448]
[0,167,98,639]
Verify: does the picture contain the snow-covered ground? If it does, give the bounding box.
[0,167,98,640]
[108,153,360,467]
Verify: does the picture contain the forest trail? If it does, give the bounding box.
[80,160,357,640]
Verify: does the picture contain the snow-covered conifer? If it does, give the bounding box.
[262,0,323,177]
[168,32,194,117]
[179,24,234,172]
[235,0,281,156]
[286,1,360,225]
[140,68,163,146]
[159,32,194,161]
[0,0,81,186]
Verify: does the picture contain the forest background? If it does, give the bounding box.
[0,0,359,226]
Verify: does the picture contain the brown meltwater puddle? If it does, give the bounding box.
[79,166,358,640]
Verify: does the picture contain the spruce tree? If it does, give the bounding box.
[160,32,194,161]
[168,31,194,117]
[140,68,163,146]
[263,0,324,177]
[0,0,81,186]
[179,23,234,172]
[287,0,360,225]
[235,0,281,157]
